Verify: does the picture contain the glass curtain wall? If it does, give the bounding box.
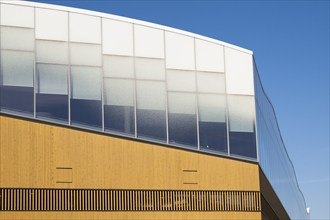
[0,3,309,218]
[103,76,135,136]
[167,69,197,148]
[0,2,260,161]
[254,61,309,220]
[0,19,35,116]
[197,72,227,154]
[228,95,257,158]
[35,8,69,123]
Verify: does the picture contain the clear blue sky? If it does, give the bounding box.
[28,0,330,219]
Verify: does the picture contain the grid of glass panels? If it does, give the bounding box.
[0,3,309,219]
[254,63,309,220]
[0,1,257,158]
[0,25,35,116]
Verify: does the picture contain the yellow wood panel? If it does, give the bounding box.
[0,115,260,191]
[0,211,261,220]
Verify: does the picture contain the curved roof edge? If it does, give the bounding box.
[1,0,253,55]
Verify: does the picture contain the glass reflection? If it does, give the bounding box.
[198,94,227,153]
[70,66,102,129]
[71,99,102,128]
[168,92,197,148]
[104,79,135,135]
[37,94,68,122]
[0,85,34,115]
[0,50,34,115]
[136,81,166,141]
[229,131,256,158]
[228,95,257,159]
[36,64,68,122]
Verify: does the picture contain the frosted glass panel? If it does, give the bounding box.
[69,13,101,44]
[167,70,195,92]
[0,85,34,115]
[168,92,196,114]
[1,50,34,87]
[135,58,165,80]
[71,66,102,100]
[199,94,227,153]
[104,78,135,135]
[165,32,195,70]
[103,55,134,78]
[104,79,134,106]
[0,4,34,28]
[225,47,254,95]
[36,40,68,64]
[137,81,165,110]
[198,94,226,122]
[36,63,68,122]
[37,64,68,94]
[70,43,102,66]
[228,95,255,132]
[36,8,68,41]
[168,92,197,147]
[134,25,164,58]
[102,18,133,56]
[137,81,166,141]
[197,72,225,93]
[195,39,224,72]
[1,26,34,51]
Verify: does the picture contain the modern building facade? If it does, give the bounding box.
[0,1,308,219]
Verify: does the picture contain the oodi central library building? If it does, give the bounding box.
[0,1,309,219]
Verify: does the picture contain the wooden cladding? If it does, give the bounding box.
[0,188,260,212]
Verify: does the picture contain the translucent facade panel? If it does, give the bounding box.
[104,79,134,106]
[70,66,102,128]
[0,50,34,115]
[168,92,197,147]
[71,66,102,100]
[37,93,68,122]
[1,50,34,87]
[135,58,165,80]
[167,70,196,92]
[229,131,256,159]
[0,85,34,115]
[70,43,102,66]
[195,39,224,72]
[134,25,164,58]
[36,64,68,122]
[36,40,68,64]
[225,47,254,95]
[37,64,68,94]
[168,93,196,115]
[1,26,34,51]
[228,95,256,159]
[254,68,309,219]
[199,94,227,153]
[102,18,133,56]
[104,79,135,135]
[137,81,166,141]
[165,32,195,70]
[197,72,225,94]
[228,95,255,132]
[35,8,68,41]
[199,94,226,123]
[0,4,34,28]
[69,13,101,44]
[103,55,134,78]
